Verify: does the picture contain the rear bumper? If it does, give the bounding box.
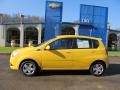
[105,57,109,69]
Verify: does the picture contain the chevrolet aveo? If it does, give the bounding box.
[10,35,109,76]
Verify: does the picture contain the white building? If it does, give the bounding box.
[0,22,120,50]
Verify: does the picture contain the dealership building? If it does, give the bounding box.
[0,1,120,50]
[0,22,120,50]
[0,22,79,47]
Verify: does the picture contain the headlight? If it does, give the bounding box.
[11,51,19,57]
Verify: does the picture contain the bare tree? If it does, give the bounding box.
[1,13,45,24]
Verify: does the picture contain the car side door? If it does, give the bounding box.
[41,38,76,70]
[72,38,97,69]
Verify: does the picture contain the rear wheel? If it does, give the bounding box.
[90,62,105,76]
[20,61,38,76]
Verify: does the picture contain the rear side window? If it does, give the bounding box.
[77,38,92,49]
[92,40,99,48]
[76,38,99,49]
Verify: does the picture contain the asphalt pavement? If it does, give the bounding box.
[0,55,120,90]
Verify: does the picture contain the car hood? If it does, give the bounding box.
[13,47,37,53]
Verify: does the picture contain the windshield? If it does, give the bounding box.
[35,38,54,47]
[36,41,48,47]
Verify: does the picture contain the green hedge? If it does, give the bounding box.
[108,51,120,56]
[0,47,19,53]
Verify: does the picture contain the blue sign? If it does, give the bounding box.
[79,4,108,46]
[44,1,63,41]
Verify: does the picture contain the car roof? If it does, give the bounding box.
[56,35,101,40]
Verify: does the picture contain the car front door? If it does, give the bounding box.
[41,38,76,70]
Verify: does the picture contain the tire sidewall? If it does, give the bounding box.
[90,62,105,76]
[20,61,37,76]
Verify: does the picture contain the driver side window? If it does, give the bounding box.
[49,38,77,50]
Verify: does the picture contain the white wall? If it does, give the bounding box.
[0,25,6,46]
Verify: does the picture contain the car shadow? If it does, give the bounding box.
[50,50,66,59]
[39,64,120,76]
[104,64,120,76]
[40,70,90,76]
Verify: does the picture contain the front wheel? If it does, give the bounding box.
[90,62,105,76]
[20,61,38,76]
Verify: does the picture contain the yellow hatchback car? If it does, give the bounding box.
[10,35,109,76]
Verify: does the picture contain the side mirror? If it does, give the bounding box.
[45,45,50,50]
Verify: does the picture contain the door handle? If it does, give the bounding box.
[36,49,41,51]
[66,51,71,53]
[91,51,95,53]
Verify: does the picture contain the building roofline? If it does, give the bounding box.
[109,29,120,32]
[1,22,94,28]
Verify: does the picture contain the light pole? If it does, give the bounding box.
[106,22,111,48]
[107,22,111,31]
[20,14,24,24]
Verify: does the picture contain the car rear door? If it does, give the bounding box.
[72,38,98,69]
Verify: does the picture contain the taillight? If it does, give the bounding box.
[105,48,108,55]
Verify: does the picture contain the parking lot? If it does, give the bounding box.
[0,54,120,90]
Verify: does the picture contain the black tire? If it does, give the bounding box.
[90,62,105,76]
[20,61,38,76]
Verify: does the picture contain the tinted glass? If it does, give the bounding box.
[77,38,92,49]
[92,40,99,48]
[49,38,77,50]
[77,38,99,49]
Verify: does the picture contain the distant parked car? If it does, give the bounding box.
[10,35,109,76]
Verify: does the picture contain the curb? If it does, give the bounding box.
[0,53,11,55]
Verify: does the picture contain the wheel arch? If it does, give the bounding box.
[89,60,106,70]
[19,59,41,70]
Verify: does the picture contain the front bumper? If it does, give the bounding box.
[10,56,19,70]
